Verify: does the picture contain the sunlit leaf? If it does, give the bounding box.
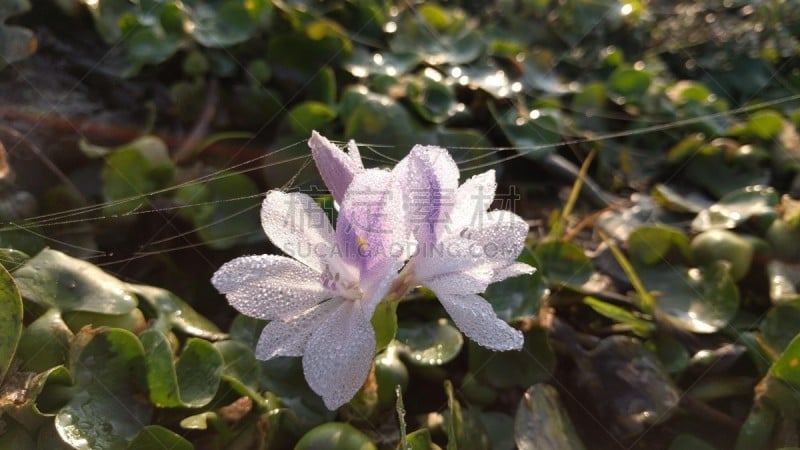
[395,319,463,366]
[0,263,22,383]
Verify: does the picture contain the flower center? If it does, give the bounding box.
[321,263,362,300]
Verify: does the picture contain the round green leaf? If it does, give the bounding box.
[608,67,651,100]
[55,329,152,450]
[287,101,338,137]
[188,2,255,47]
[745,110,784,140]
[295,422,376,450]
[628,225,691,266]
[15,309,70,373]
[638,262,740,333]
[390,8,483,65]
[0,262,22,382]
[140,330,223,408]
[13,249,137,314]
[514,384,586,450]
[127,425,192,450]
[691,185,779,232]
[395,319,463,366]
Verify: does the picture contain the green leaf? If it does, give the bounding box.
[55,329,152,450]
[127,283,224,339]
[583,296,654,337]
[514,384,586,450]
[638,262,740,333]
[608,67,651,101]
[127,426,192,450]
[214,339,261,399]
[691,185,779,232]
[491,105,561,161]
[343,91,420,161]
[15,309,71,372]
[372,300,399,354]
[469,326,554,389]
[745,110,784,140]
[0,248,29,272]
[771,333,800,391]
[406,76,458,124]
[406,429,438,450]
[187,1,255,47]
[533,240,593,287]
[0,262,22,382]
[343,48,420,78]
[761,301,800,355]
[140,330,223,408]
[287,101,338,137]
[390,7,483,65]
[101,136,175,217]
[295,422,377,450]
[767,261,800,304]
[395,319,463,366]
[174,172,262,249]
[627,225,691,266]
[483,251,542,322]
[13,249,137,314]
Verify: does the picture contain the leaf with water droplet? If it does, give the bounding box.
[395,319,463,366]
[12,249,137,315]
[54,328,152,450]
[0,262,22,383]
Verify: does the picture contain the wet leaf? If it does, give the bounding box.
[638,262,739,333]
[761,301,800,354]
[127,283,224,339]
[295,422,377,450]
[575,336,680,437]
[390,6,483,65]
[491,105,561,161]
[627,224,691,265]
[15,309,71,373]
[140,330,223,408]
[767,261,800,304]
[0,262,21,384]
[395,319,463,366]
[534,240,593,287]
[55,328,152,450]
[100,137,175,216]
[406,75,458,124]
[188,1,255,47]
[13,249,137,314]
[691,185,779,232]
[344,48,420,78]
[127,425,192,450]
[514,384,586,450]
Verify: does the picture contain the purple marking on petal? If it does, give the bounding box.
[309,131,364,204]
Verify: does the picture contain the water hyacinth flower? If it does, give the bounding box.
[389,145,534,351]
[310,133,533,351]
[211,168,407,410]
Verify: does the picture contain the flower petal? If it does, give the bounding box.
[261,190,336,272]
[491,262,536,283]
[336,169,409,288]
[255,300,340,359]
[394,145,460,246]
[425,265,494,295]
[303,301,376,410]
[462,210,529,266]
[212,254,330,321]
[437,293,524,351]
[445,169,497,237]
[309,131,364,204]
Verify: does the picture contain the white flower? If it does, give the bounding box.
[212,168,406,410]
[391,145,535,351]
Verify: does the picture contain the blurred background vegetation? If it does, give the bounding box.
[1,0,800,449]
